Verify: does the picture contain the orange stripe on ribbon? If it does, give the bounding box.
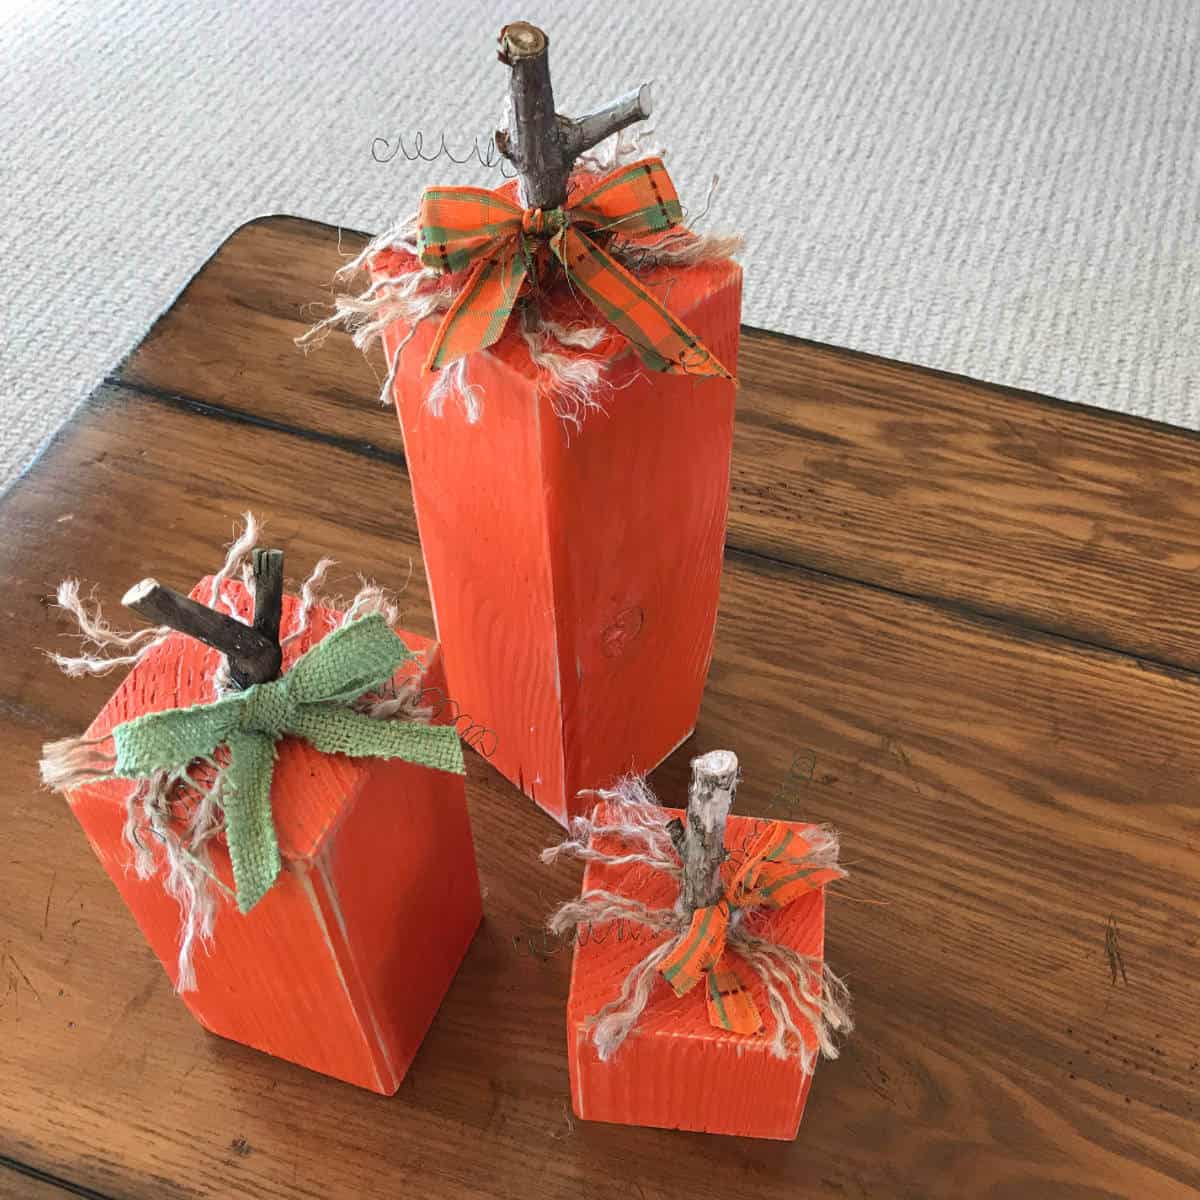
[657,823,843,1037]
[417,158,731,379]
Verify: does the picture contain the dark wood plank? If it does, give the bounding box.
[1,380,1197,1198]
[0,1164,75,1198]
[117,217,404,461]
[732,335,1200,672]
[116,215,1200,672]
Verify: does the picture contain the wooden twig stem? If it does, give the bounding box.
[496,21,653,211]
[566,86,654,159]
[251,548,285,649]
[122,557,284,689]
[677,749,739,913]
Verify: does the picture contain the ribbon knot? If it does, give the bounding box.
[657,824,843,1036]
[236,678,298,739]
[417,157,730,378]
[109,614,464,914]
[521,206,564,237]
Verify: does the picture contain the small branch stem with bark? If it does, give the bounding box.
[674,749,739,914]
[251,549,284,649]
[496,21,653,210]
[122,546,286,688]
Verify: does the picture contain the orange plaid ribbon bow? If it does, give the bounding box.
[657,823,843,1036]
[416,157,731,378]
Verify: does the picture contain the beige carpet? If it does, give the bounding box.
[2,0,1198,494]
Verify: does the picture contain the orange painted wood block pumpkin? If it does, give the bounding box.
[377,243,742,826]
[65,579,481,1094]
[566,805,827,1140]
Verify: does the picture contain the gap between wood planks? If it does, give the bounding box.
[100,374,1200,685]
[0,1154,115,1200]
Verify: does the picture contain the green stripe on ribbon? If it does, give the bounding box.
[488,249,529,345]
[663,903,715,982]
[111,614,464,913]
[550,231,691,372]
[707,967,731,1030]
[768,828,797,859]
[759,866,823,901]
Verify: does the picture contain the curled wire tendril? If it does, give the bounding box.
[371,131,518,178]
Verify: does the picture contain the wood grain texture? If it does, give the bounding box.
[70,582,479,1094]
[568,805,825,1140]
[0,1164,83,1199]
[383,248,741,824]
[0,216,1196,1199]
[120,217,1200,672]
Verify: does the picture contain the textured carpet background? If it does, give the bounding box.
[2,1,1198,494]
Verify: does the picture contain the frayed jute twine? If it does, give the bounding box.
[40,515,439,991]
[543,766,852,1071]
[296,130,742,428]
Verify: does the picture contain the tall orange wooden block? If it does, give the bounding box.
[566,805,826,1140]
[379,247,742,826]
[66,579,481,1094]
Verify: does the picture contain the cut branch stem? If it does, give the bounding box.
[677,749,739,913]
[122,557,284,689]
[496,21,652,210]
[251,548,285,649]
[566,85,654,158]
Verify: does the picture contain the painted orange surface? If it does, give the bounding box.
[378,237,742,825]
[566,805,828,1140]
[66,579,481,1094]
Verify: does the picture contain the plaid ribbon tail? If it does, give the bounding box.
[706,952,764,1036]
[567,157,685,235]
[424,248,530,371]
[658,899,730,997]
[731,823,846,909]
[221,730,281,914]
[554,227,731,379]
[656,820,844,1039]
[415,160,732,379]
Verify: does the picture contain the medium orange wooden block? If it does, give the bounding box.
[566,805,827,1140]
[66,579,481,1094]
[377,242,742,826]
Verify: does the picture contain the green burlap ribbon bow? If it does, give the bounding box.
[111,613,464,913]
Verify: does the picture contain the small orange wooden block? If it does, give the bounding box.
[66,579,481,1094]
[567,805,827,1140]
[377,235,742,825]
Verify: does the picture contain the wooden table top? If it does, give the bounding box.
[2,216,1198,1200]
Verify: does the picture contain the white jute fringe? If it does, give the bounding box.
[281,556,333,649]
[296,132,743,426]
[208,513,260,614]
[38,734,117,791]
[49,580,172,678]
[543,775,852,1067]
[40,514,425,992]
[574,126,666,177]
